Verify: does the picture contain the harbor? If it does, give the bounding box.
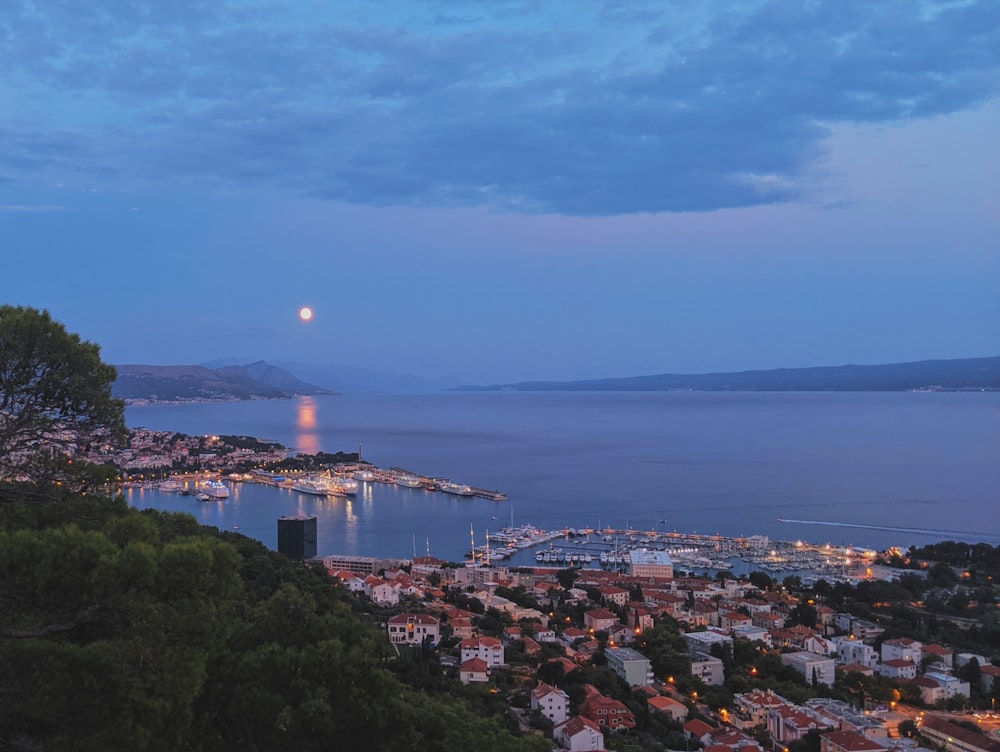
[471,523,879,584]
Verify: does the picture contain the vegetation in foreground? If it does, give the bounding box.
[0,491,549,752]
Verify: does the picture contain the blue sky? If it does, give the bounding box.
[2,0,998,383]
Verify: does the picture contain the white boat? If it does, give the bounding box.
[199,480,229,499]
[396,474,424,488]
[353,469,377,482]
[324,478,358,497]
[159,480,182,492]
[292,478,330,496]
[440,482,474,496]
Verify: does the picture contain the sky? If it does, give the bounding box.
[2,0,998,384]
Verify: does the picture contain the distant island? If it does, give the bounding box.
[457,355,1000,392]
[113,361,337,404]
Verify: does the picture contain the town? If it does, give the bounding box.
[65,429,1000,751]
[309,540,999,752]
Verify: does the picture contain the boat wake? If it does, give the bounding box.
[777,517,1000,542]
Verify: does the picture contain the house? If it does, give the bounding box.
[554,716,606,751]
[733,624,773,647]
[648,695,689,722]
[721,611,754,631]
[919,672,971,703]
[920,643,954,670]
[875,658,916,681]
[832,637,879,668]
[531,682,570,725]
[880,638,921,664]
[767,704,832,744]
[600,585,630,607]
[820,730,889,752]
[626,604,655,634]
[386,613,441,646]
[502,625,522,644]
[580,685,637,730]
[685,719,717,745]
[732,689,792,730]
[460,636,505,667]
[459,657,489,685]
[584,608,620,633]
[364,575,399,605]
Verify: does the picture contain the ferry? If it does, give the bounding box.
[440,482,474,496]
[199,480,230,499]
[396,474,424,488]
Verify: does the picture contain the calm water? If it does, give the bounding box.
[126,392,1000,561]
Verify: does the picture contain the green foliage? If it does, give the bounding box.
[0,306,125,489]
[0,493,547,751]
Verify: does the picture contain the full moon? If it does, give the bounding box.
[299,306,313,322]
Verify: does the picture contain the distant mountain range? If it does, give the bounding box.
[113,361,336,404]
[457,356,1000,392]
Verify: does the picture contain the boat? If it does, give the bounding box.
[199,480,229,499]
[292,478,330,496]
[196,492,211,501]
[158,479,182,492]
[353,469,377,482]
[440,482,474,496]
[323,478,358,497]
[396,474,424,488]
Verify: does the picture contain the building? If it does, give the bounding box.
[920,672,971,703]
[606,647,654,686]
[691,652,725,685]
[277,514,317,560]
[917,717,1000,752]
[880,638,922,664]
[820,730,889,752]
[684,629,733,657]
[805,699,888,739]
[584,608,620,633]
[732,690,792,730]
[648,695,688,722]
[554,716,606,751]
[627,548,674,578]
[531,682,570,725]
[459,657,490,685]
[580,685,637,731]
[386,613,440,646]
[876,659,917,681]
[733,624,773,647]
[832,637,879,668]
[460,636,505,667]
[780,651,836,686]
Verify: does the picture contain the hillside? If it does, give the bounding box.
[113,361,337,404]
[0,491,548,752]
[459,355,1000,392]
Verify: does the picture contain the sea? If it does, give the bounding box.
[125,391,1000,564]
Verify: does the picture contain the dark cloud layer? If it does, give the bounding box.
[2,0,998,215]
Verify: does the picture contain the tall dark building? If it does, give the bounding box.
[277,514,317,560]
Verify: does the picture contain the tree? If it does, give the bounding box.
[0,306,125,489]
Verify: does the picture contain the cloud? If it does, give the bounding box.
[1,0,997,215]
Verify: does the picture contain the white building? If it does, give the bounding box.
[531,682,570,725]
[460,636,505,667]
[832,637,879,668]
[606,647,654,686]
[781,651,836,686]
[691,652,725,685]
[880,638,921,664]
[386,613,441,646]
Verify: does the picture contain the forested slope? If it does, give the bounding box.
[0,492,547,752]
